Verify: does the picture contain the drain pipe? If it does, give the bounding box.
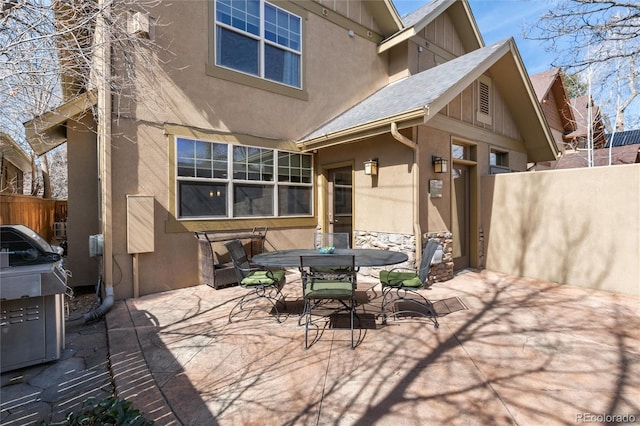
[84,277,114,322]
[85,0,114,322]
[390,122,422,264]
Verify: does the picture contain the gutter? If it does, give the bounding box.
[390,122,422,264]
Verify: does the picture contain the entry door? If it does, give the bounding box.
[327,167,352,245]
[452,164,469,270]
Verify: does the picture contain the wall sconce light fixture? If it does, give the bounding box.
[364,159,378,176]
[432,156,448,173]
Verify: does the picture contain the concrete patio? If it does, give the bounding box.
[105,269,639,425]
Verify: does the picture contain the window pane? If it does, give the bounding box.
[180,182,227,217]
[278,186,311,215]
[234,184,273,216]
[216,27,259,76]
[265,45,300,87]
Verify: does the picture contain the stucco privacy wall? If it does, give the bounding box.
[481,164,640,296]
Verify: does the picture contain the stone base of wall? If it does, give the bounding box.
[423,232,454,284]
[354,230,454,284]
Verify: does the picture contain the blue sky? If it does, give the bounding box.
[393,0,554,75]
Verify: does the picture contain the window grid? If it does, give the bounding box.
[215,0,302,88]
[177,137,312,219]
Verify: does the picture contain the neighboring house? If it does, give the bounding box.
[564,95,607,150]
[0,133,31,194]
[529,68,576,170]
[25,0,557,298]
[555,128,640,169]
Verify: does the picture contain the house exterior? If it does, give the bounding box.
[0,133,30,194]
[529,68,576,170]
[555,128,640,169]
[25,0,557,299]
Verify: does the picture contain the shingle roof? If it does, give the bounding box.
[301,40,507,141]
[605,129,640,147]
[555,144,640,169]
[401,0,449,27]
[530,68,560,103]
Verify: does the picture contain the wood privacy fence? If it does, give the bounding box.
[0,193,68,242]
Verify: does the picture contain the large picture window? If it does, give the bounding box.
[215,0,301,88]
[176,137,312,219]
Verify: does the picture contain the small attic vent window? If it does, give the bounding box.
[477,75,492,125]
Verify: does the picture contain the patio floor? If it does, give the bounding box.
[106,269,640,425]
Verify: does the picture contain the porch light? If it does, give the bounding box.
[364,159,378,176]
[432,156,448,173]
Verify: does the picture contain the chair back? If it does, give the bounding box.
[300,255,356,286]
[224,239,251,282]
[313,232,350,249]
[417,239,441,284]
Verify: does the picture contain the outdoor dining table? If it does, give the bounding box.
[251,248,408,268]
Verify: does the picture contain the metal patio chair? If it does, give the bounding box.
[379,239,441,328]
[300,255,358,349]
[224,239,286,323]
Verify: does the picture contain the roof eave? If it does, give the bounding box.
[296,108,427,152]
[24,90,97,155]
[0,133,32,172]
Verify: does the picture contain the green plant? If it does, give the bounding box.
[41,396,154,425]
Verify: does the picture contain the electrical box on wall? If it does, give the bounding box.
[127,195,155,254]
[89,234,104,257]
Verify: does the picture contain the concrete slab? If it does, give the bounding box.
[106,270,639,425]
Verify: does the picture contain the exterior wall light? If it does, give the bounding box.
[432,156,448,173]
[364,159,378,176]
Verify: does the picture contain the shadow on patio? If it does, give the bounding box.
[107,269,640,425]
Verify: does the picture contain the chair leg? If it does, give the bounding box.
[350,297,355,350]
[380,286,439,328]
[229,285,286,324]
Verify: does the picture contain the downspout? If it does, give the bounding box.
[85,0,113,321]
[390,122,422,264]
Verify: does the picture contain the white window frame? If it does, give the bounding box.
[214,0,302,89]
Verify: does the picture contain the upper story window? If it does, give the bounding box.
[215,0,302,88]
[176,137,312,219]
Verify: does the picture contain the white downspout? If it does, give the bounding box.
[390,122,422,264]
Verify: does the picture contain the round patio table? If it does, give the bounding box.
[252,248,408,268]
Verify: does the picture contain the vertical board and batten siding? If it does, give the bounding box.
[0,194,67,242]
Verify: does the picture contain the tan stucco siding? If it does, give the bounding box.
[133,1,389,141]
[481,165,640,296]
[66,114,99,287]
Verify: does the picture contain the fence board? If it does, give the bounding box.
[0,194,67,242]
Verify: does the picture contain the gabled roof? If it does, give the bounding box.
[379,0,482,53]
[0,133,31,172]
[299,38,558,162]
[555,145,640,169]
[24,90,97,156]
[605,129,640,147]
[530,68,576,132]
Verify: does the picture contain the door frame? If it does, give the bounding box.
[318,161,354,238]
[450,139,479,270]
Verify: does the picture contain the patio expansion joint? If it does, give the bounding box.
[450,325,518,423]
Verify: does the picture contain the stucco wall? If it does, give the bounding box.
[481,164,640,296]
[66,114,99,287]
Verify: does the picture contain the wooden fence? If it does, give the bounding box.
[0,193,68,242]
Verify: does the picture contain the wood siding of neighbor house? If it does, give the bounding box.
[1,161,24,194]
